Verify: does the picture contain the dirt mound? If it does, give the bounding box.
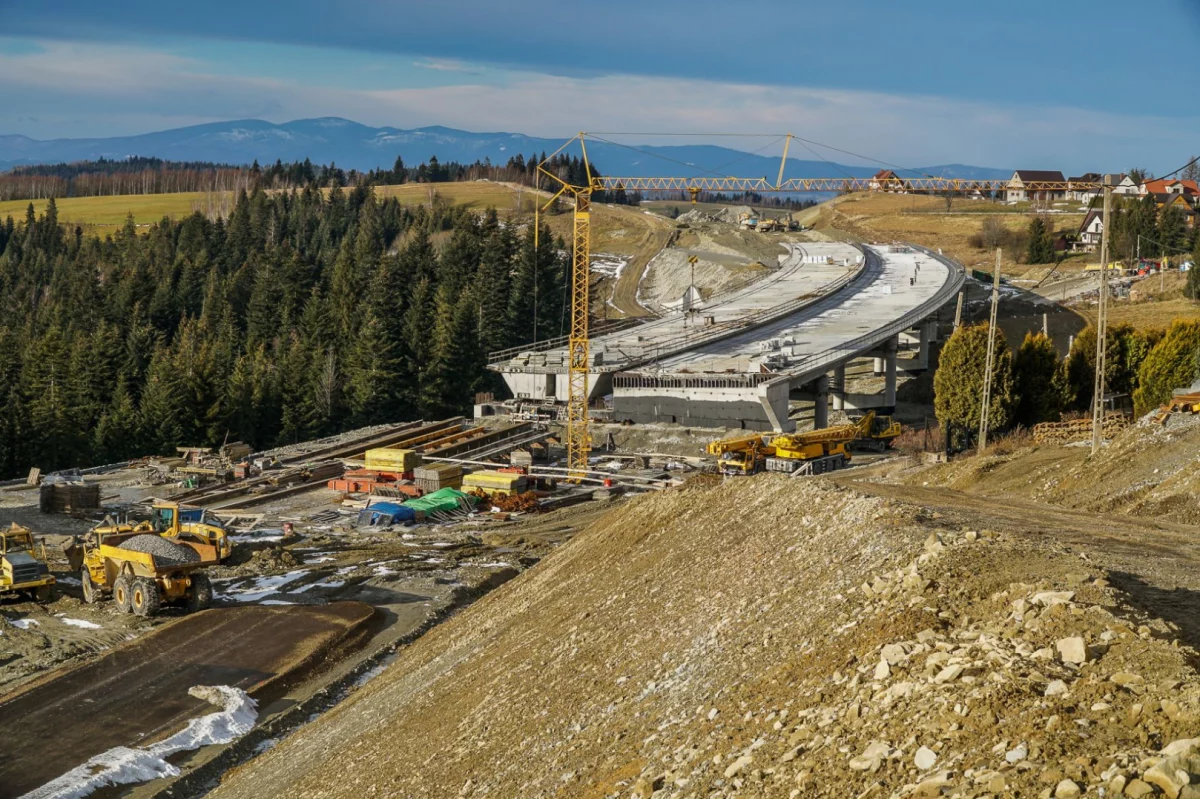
[117,534,200,565]
[900,412,1200,525]
[209,477,1200,799]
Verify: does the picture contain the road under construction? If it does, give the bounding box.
[490,240,964,431]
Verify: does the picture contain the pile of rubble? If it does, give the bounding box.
[117,534,201,565]
[207,477,1200,799]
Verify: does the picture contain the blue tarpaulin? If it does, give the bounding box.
[357,501,417,527]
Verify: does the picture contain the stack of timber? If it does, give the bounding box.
[364,448,422,473]
[461,470,529,497]
[1032,414,1130,445]
[38,482,101,513]
[413,464,463,494]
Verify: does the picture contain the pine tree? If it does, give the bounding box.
[1026,216,1054,264]
[94,377,141,461]
[1011,332,1063,426]
[421,292,481,416]
[344,310,401,426]
[933,323,1015,446]
[138,344,188,454]
[1132,320,1200,415]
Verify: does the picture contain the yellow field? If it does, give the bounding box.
[0,192,226,236]
[0,182,542,235]
[822,192,1086,273]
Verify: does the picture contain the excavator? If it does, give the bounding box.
[707,411,901,476]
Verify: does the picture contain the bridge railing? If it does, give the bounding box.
[762,244,966,390]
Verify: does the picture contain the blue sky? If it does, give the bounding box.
[1,0,1197,172]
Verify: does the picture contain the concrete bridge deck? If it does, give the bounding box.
[611,244,964,430]
[491,242,864,402]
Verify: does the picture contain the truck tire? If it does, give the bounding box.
[113,575,133,613]
[130,577,161,618]
[81,568,99,604]
[188,573,213,612]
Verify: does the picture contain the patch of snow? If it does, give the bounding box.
[230,529,286,544]
[352,652,400,689]
[23,685,257,799]
[305,555,336,564]
[57,617,102,630]
[258,599,294,606]
[8,617,39,630]
[57,576,81,586]
[214,570,307,602]
[296,580,345,593]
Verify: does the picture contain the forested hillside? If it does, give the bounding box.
[0,185,568,478]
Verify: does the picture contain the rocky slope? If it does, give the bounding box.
[210,477,1200,799]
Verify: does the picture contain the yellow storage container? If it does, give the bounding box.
[364,448,422,472]
[462,470,528,497]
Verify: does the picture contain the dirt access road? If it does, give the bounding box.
[0,602,374,798]
[838,475,1200,648]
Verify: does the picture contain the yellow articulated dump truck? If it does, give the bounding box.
[92,501,233,563]
[64,529,218,617]
[0,524,56,602]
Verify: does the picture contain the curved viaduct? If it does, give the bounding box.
[490,241,965,432]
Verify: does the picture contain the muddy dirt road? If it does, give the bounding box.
[0,602,373,798]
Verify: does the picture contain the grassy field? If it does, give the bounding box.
[822,192,1087,273]
[0,192,227,236]
[0,182,544,236]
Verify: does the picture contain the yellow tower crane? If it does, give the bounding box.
[534,133,1095,478]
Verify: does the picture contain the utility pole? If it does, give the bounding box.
[1091,176,1114,453]
[978,247,1002,453]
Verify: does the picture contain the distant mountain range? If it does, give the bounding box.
[0,117,1013,182]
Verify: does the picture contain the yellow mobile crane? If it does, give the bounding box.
[534,134,1094,478]
[706,433,775,476]
[765,410,901,474]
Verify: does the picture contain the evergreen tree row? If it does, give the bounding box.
[0,185,569,478]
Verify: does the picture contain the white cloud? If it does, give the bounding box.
[0,41,1193,174]
[412,58,481,75]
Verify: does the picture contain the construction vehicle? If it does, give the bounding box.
[850,411,902,451]
[756,217,779,233]
[64,528,218,617]
[737,212,758,230]
[764,411,901,475]
[0,524,56,602]
[92,501,233,562]
[706,433,775,476]
[784,213,801,232]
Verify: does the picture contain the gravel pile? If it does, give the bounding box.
[208,478,1200,799]
[117,534,201,566]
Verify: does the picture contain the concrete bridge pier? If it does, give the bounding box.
[831,363,846,411]
[884,335,898,408]
[813,374,830,428]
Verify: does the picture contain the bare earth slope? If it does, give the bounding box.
[895,414,1200,525]
[211,477,1200,799]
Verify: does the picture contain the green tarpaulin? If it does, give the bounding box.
[402,487,476,515]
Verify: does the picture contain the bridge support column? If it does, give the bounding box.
[757,380,794,433]
[814,375,829,429]
[873,355,884,376]
[832,363,846,411]
[884,336,898,408]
